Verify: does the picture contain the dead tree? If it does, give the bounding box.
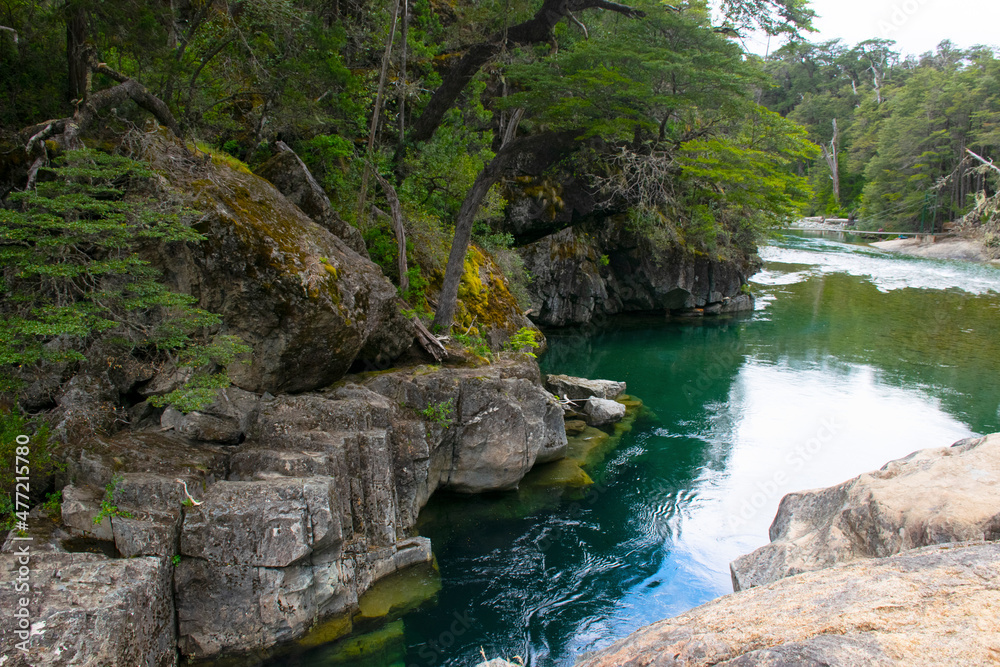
[820,118,840,206]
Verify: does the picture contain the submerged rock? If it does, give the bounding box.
[577,541,1000,667]
[730,433,1000,591]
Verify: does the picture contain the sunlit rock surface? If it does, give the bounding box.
[578,542,1000,667]
[731,433,1000,590]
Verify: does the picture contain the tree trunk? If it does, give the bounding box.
[430,134,553,331]
[371,171,409,294]
[66,3,88,101]
[821,117,840,206]
[408,0,643,145]
[398,0,408,148]
[356,0,402,226]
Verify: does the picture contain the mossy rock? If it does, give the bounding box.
[143,131,414,393]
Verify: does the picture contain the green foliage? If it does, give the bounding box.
[94,474,132,525]
[763,39,1000,230]
[172,554,182,566]
[0,408,62,529]
[419,398,454,428]
[505,327,541,357]
[599,254,610,267]
[452,331,492,360]
[0,150,248,412]
[401,87,501,223]
[148,372,234,414]
[42,489,62,519]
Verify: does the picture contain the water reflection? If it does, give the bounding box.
[275,233,1000,667]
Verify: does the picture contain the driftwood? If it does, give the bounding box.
[399,298,447,361]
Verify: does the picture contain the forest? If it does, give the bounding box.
[1,0,1000,415]
[762,37,1000,236]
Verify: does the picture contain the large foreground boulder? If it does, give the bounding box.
[0,552,176,666]
[730,433,1000,591]
[577,541,1000,667]
[145,134,413,394]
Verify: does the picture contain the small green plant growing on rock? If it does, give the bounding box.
[453,331,492,360]
[0,410,62,529]
[420,398,455,428]
[42,490,62,519]
[172,554,182,566]
[505,327,541,357]
[93,475,132,525]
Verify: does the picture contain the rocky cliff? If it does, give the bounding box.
[0,137,571,665]
[519,223,755,326]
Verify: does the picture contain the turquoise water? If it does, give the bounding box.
[273,232,1000,667]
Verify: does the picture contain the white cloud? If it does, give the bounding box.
[739,0,1000,58]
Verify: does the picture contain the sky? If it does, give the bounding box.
[739,0,1000,59]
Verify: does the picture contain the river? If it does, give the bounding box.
[272,231,1000,667]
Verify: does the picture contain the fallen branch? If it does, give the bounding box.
[20,51,181,162]
[966,148,1000,176]
[400,298,447,361]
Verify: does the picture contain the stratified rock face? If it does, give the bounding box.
[0,553,176,667]
[730,434,1000,591]
[577,542,1000,667]
[51,360,566,661]
[149,143,412,394]
[254,142,368,255]
[520,225,754,326]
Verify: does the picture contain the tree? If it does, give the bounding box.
[0,150,248,410]
[429,1,816,331]
[407,0,813,146]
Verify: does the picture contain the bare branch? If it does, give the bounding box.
[371,170,410,295]
[966,148,1000,176]
[565,10,589,38]
[0,25,17,43]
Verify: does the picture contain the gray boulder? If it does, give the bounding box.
[0,552,176,666]
[730,433,1000,591]
[545,374,626,401]
[254,141,367,255]
[148,142,412,394]
[583,397,626,426]
[578,542,1000,667]
[361,360,568,494]
[158,387,262,445]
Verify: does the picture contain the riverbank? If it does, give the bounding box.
[577,433,1000,666]
[871,234,993,261]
